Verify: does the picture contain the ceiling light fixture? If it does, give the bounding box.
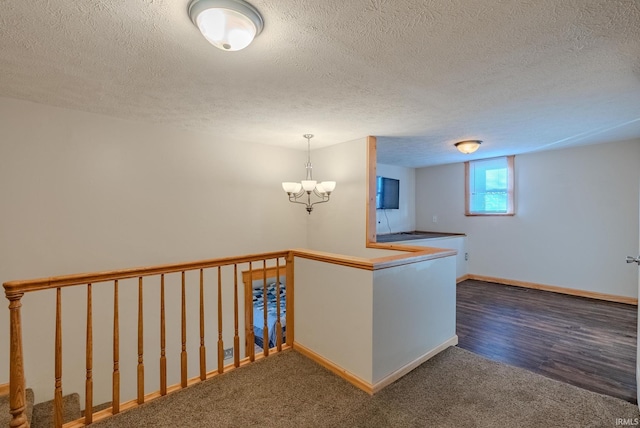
[187,0,264,51]
[455,140,482,154]
[282,134,336,215]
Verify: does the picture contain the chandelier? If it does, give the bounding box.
[282,134,336,214]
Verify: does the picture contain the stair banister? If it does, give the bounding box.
[7,291,28,428]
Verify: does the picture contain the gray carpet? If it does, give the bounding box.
[90,347,639,428]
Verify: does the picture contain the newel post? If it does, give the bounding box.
[7,291,29,428]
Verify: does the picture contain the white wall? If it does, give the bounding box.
[307,137,370,254]
[415,139,640,298]
[0,97,308,402]
[295,253,457,386]
[372,255,456,383]
[375,164,416,235]
[294,258,373,383]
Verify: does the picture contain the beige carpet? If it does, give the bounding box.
[0,388,33,427]
[31,393,81,428]
[90,347,639,427]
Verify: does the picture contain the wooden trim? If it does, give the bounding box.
[137,278,145,403]
[241,264,286,287]
[233,264,240,368]
[8,293,28,428]
[293,343,373,395]
[464,160,470,215]
[3,250,290,295]
[285,253,294,347]
[366,136,377,246]
[54,288,63,428]
[371,336,458,394]
[507,155,515,214]
[217,267,224,373]
[85,284,93,424]
[290,247,456,271]
[0,383,9,396]
[468,274,638,305]
[464,212,516,217]
[465,155,515,216]
[113,280,120,412]
[242,262,287,355]
[456,274,470,284]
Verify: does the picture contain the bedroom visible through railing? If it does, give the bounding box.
[3,251,293,428]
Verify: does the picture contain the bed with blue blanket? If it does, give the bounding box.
[242,265,287,351]
[252,281,286,349]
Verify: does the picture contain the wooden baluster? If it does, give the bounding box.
[247,262,255,362]
[137,277,144,404]
[181,271,187,388]
[262,260,269,356]
[275,258,283,351]
[7,292,29,428]
[199,269,206,381]
[286,252,295,347]
[54,287,63,428]
[85,284,93,424]
[233,264,240,368]
[217,266,224,374]
[113,280,120,414]
[160,274,167,396]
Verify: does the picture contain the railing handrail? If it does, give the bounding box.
[4,244,457,428]
[3,250,290,296]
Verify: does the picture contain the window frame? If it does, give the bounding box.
[464,155,515,216]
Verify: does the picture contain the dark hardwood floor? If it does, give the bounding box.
[456,279,637,403]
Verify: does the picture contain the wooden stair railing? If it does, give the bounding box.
[3,250,294,428]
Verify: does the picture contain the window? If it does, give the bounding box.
[465,155,514,215]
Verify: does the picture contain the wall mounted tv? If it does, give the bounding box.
[376,176,400,209]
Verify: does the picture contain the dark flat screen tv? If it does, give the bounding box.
[376,176,400,209]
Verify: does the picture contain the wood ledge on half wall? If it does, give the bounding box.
[291,246,456,271]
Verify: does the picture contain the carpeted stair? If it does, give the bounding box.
[0,388,34,427]
[31,393,81,428]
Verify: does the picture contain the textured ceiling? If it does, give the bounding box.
[0,0,639,167]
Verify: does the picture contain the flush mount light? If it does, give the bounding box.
[188,0,264,51]
[455,140,482,154]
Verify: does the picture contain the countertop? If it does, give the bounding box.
[376,231,465,243]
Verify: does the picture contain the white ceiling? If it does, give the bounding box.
[0,0,638,167]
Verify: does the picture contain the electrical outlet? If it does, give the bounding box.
[224,348,233,359]
[465,252,469,261]
[432,215,438,223]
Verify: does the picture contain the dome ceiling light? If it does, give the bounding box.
[455,140,482,154]
[188,0,264,51]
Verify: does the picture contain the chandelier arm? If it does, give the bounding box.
[288,199,311,207]
[309,194,331,207]
[284,134,334,214]
[293,189,306,199]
